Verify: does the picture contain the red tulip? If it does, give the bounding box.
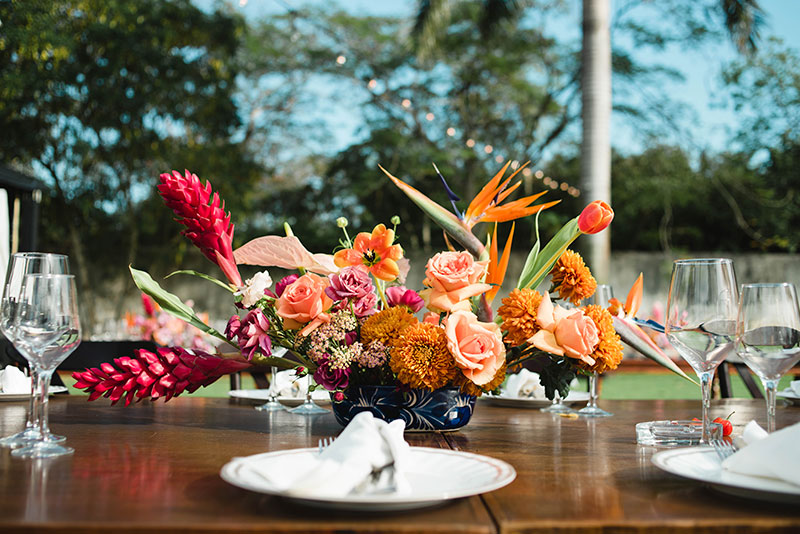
[578,200,614,234]
[158,170,242,286]
[72,347,251,406]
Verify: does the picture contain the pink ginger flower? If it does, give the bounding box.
[158,170,242,286]
[72,347,251,406]
[236,309,273,360]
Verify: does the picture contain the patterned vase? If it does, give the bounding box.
[330,385,476,432]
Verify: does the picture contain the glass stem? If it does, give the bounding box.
[269,366,278,402]
[588,372,600,409]
[305,375,313,404]
[26,365,40,430]
[699,371,712,443]
[36,369,53,443]
[764,379,778,433]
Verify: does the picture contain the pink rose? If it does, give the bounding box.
[351,292,378,317]
[529,292,599,365]
[325,266,375,301]
[419,251,491,312]
[444,310,505,386]
[276,273,333,336]
[385,286,424,313]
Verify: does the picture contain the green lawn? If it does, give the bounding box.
[59,371,796,400]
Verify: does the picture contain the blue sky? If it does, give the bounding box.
[222,0,800,158]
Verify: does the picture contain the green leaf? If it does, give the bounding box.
[516,209,542,289]
[129,266,228,344]
[517,218,580,290]
[165,270,235,293]
[613,316,698,385]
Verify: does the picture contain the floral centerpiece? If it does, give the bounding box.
[73,165,692,429]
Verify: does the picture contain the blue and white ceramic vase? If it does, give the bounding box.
[330,385,476,432]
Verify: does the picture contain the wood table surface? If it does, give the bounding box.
[0,395,798,534]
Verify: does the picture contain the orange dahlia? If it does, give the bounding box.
[581,304,624,374]
[497,288,543,346]
[360,307,418,346]
[549,250,597,305]
[389,322,458,390]
[455,361,507,396]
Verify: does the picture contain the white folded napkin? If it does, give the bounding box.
[249,411,411,499]
[791,380,800,396]
[0,366,30,394]
[269,369,328,400]
[722,420,800,487]
[503,369,546,399]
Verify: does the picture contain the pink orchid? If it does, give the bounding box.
[236,309,273,360]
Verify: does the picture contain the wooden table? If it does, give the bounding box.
[0,396,798,534]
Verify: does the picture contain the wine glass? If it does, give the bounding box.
[735,283,800,433]
[288,373,328,415]
[665,258,738,444]
[11,274,81,458]
[0,253,69,449]
[579,284,614,417]
[255,347,287,412]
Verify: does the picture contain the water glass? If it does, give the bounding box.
[735,283,800,432]
[579,284,614,417]
[665,258,738,443]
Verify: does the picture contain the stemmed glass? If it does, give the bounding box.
[11,274,81,458]
[665,258,738,444]
[0,253,69,449]
[579,284,614,417]
[254,347,287,413]
[288,373,328,415]
[735,283,800,433]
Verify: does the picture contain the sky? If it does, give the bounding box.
[217,0,800,158]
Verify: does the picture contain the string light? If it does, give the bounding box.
[495,155,504,163]
[522,168,532,177]
[466,139,476,147]
[484,145,493,154]
[446,127,456,136]
[425,112,435,121]
[401,99,411,108]
[368,79,377,90]
[535,170,544,179]
[510,160,519,170]
[336,55,347,65]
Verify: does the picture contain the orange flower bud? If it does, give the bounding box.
[578,200,614,234]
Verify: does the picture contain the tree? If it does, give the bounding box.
[0,0,260,329]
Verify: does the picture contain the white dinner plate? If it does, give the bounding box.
[221,446,516,511]
[777,388,800,406]
[651,446,800,503]
[0,386,68,402]
[228,389,331,407]
[479,390,590,408]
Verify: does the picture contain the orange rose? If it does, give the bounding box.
[419,251,491,313]
[275,273,333,336]
[529,292,599,366]
[444,310,505,386]
[577,200,614,234]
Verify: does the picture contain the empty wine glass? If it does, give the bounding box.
[735,283,800,433]
[288,373,328,415]
[579,284,614,417]
[11,274,81,458]
[254,365,286,412]
[665,258,738,444]
[0,253,69,449]
[540,388,576,414]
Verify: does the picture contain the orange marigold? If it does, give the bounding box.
[580,304,624,374]
[361,307,418,346]
[550,250,597,305]
[389,322,458,390]
[455,361,507,396]
[497,288,543,347]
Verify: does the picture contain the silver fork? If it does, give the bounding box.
[710,439,737,461]
[351,460,396,495]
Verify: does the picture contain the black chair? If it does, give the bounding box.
[717,360,764,399]
[55,340,158,387]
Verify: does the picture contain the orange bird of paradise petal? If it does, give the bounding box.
[463,161,559,228]
[624,273,644,317]
[486,222,515,303]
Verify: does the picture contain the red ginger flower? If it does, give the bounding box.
[72,347,251,406]
[158,170,242,286]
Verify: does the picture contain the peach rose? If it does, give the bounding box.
[577,200,614,234]
[529,292,599,366]
[419,251,491,312]
[422,312,441,325]
[444,310,505,386]
[276,273,333,336]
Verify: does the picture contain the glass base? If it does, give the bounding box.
[11,441,74,459]
[578,405,614,417]
[0,428,66,449]
[254,399,286,412]
[540,401,577,414]
[635,420,722,447]
[288,400,329,415]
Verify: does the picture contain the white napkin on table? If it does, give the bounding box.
[268,369,328,400]
[249,411,411,499]
[0,366,30,394]
[790,380,800,396]
[722,420,800,487]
